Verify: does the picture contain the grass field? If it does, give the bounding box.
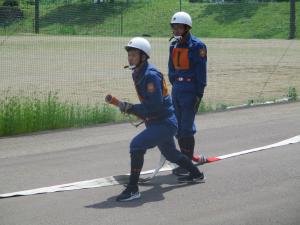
[0,1,299,39]
[1,35,300,107]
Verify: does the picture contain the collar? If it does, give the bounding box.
[132,61,148,85]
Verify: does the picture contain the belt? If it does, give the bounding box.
[175,77,192,82]
[145,111,173,123]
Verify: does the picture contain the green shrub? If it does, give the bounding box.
[287,87,298,101]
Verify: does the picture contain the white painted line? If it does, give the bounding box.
[1,135,299,198]
[217,135,300,160]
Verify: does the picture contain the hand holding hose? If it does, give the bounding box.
[105,94,133,113]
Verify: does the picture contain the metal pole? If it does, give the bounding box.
[289,0,296,39]
[120,10,123,36]
[34,0,39,33]
[179,0,182,11]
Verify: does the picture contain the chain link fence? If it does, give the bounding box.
[1,0,299,109]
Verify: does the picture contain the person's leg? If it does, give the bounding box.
[158,136,205,183]
[172,90,182,138]
[116,124,173,201]
[116,149,145,202]
[178,92,197,159]
[173,93,197,175]
[129,150,145,186]
[178,135,195,159]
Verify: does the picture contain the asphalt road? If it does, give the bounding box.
[0,102,299,225]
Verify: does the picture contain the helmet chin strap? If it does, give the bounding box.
[124,64,137,70]
[124,53,146,70]
[170,26,190,43]
[173,35,182,42]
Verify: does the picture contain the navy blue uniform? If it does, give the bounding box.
[168,33,207,159]
[128,62,184,163]
[126,62,201,186]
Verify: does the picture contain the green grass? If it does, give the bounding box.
[198,100,214,113]
[0,0,299,38]
[0,87,298,136]
[0,91,124,136]
[287,86,298,101]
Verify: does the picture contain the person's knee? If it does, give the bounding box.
[130,150,146,160]
[130,137,145,153]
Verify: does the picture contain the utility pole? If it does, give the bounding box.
[289,0,296,39]
[35,0,39,33]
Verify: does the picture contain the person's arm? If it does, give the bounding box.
[194,43,207,99]
[129,74,164,119]
[168,45,176,85]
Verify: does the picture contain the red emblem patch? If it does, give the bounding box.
[147,83,155,93]
[199,48,207,58]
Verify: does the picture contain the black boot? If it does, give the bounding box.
[177,173,205,183]
[116,184,141,202]
[116,151,144,202]
[172,136,195,176]
[172,167,189,176]
[176,155,205,183]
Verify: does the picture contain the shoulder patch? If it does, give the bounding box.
[147,82,156,93]
[199,47,207,58]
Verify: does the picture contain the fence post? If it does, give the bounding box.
[120,7,123,36]
[289,0,296,39]
[34,0,39,33]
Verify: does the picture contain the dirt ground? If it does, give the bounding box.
[1,35,299,106]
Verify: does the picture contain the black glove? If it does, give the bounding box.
[194,96,202,113]
[118,101,133,114]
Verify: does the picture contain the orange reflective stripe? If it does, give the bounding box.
[172,48,190,70]
[162,76,169,97]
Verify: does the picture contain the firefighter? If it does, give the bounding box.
[168,12,207,176]
[116,37,205,202]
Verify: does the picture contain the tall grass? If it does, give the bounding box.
[1,87,298,136]
[0,91,120,136]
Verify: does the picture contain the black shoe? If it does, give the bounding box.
[178,172,206,183]
[172,167,189,176]
[116,184,141,202]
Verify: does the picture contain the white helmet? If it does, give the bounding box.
[125,37,151,58]
[170,11,192,28]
